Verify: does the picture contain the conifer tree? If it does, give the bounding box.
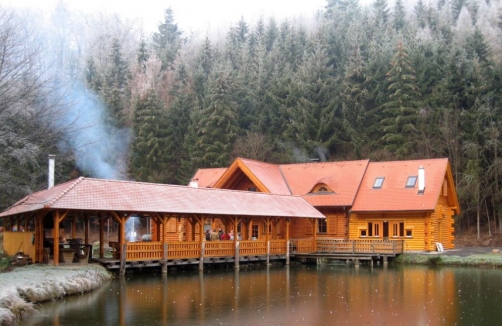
[372,0,390,27]
[380,41,421,157]
[193,71,240,167]
[341,45,371,158]
[153,8,183,71]
[102,38,129,127]
[136,39,150,73]
[164,63,195,183]
[393,0,406,31]
[285,41,340,158]
[130,88,169,182]
[85,57,101,92]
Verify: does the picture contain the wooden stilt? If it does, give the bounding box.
[119,243,127,276]
[199,241,205,271]
[234,241,240,270]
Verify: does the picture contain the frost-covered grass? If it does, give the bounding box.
[395,253,502,267]
[0,264,113,325]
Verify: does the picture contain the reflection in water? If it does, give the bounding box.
[20,264,502,325]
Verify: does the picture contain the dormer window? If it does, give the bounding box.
[247,187,257,192]
[373,177,384,189]
[311,184,334,193]
[406,176,417,188]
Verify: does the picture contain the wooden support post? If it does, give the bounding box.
[370,259,374,267]
[234,241,240,270]
[161,243,168,274]
[383,256,388,266]
[119,243,127,276]
[71,215,77,239]
[53,211,60,266]
[199,241,205,271]
[355,258,360,268]
[267,241,270,266]
[84,216,89,246]
[36,212,45,263]
[286,240,290,265]
[99,217,104,258]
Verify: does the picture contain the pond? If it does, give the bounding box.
[19,263,502,326]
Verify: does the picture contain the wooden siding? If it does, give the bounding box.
[233,174,260,192]
[349,212,428,251]
[431,194,455,249]
[3,231,36,262]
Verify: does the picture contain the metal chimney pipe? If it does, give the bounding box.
[418,165,425,195]
[48,154,55,189]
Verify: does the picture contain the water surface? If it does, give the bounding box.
[20,264,502,326]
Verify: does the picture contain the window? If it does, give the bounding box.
[367,222,382,237]
[406,176,417,188]
[391,222,405,237]
[318,186,328,192]
[252,225,259,238]
[248,186,257,192]
[405,228,413,237]
[373,177,385,189]
[360,229,367,237]
[318,219,327,233]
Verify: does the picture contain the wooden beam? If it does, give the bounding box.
[84,215,89,245]
[53,211,60,266]
[99,216,105,258]
[71,215,77,238]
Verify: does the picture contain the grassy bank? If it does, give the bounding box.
[0,264,113,325]
[395,253,502,267]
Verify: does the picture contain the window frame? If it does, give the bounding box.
[318,219,327,234]
[406,176,417,188]
[373,177,385,189]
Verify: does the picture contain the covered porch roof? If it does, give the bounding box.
[0,177,324,219]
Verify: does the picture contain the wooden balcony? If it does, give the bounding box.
[108,239,403,263]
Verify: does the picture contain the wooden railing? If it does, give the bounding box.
[269,240,287,254]
[126,241,163,261]
[291,239,403,255]
[122,239,403,262]
[205,241,234,257]
[167,241,200,259]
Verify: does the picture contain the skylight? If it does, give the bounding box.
[406,176,417,188]
[373,177,384,189]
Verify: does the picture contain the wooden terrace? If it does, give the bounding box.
[91,239,404,272]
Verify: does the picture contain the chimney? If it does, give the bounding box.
[189,178,199,188]
[418,166,425,195]
[48,154,56,189]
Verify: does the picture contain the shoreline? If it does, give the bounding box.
[0,264,113,325]
[395,247,502,267]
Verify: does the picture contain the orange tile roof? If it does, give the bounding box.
[279,160,369,206]
[351,158,449,212]
[238,158,291,195]
[191,168,227,187]
[0,177,324,219]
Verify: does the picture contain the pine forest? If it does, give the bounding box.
[1,0,502,238]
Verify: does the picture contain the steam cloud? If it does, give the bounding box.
[58,83,131,180]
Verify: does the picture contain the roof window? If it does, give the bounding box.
[373,177,384,189]
[406,176,417,188]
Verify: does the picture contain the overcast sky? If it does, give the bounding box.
[3,0,377,34]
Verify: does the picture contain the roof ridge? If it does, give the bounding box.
[278,165,293,195]
[45,177,86,208]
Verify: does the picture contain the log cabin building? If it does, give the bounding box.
[193,157,460,251]
[0,177,324,270]
[0,157,459,271]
